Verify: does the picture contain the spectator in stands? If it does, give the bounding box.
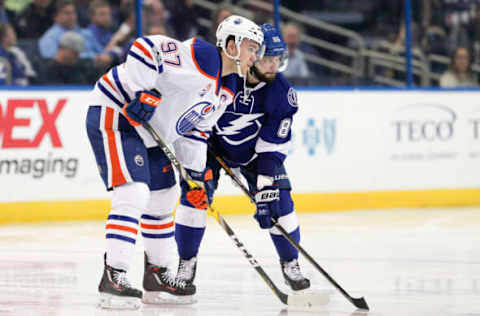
[105,8,135,61]
[375,21,426,86]
[282,22,310,83]
[167,0,199,40]
[439,46,478,87]
[0,23,27,85]
[429,0,476,57]
[106,0,170,62]
[0,0,15,24]
[147,24,167,36]
[116,0,135,27]
[75,0,91,27]
[468,6,480,64]
[207,3,233,43]
[392,21,423,52]
[81,0,120,71]
[15,0,55,39]
[3,22,37,82]
[38,0,82,59]
[43,31,95,84]
[243,0,273,25]
[144,0,172,36]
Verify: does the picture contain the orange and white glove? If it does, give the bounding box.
[122,90,162,126]
[180,168,215,209]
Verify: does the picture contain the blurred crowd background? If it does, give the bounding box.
[1,0,480,87]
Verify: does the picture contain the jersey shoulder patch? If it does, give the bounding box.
[264,74,298,116]
[286,87,298,107]
[190,38,221,79]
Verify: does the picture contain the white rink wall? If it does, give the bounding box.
[288,90,480,192]
[0,89,479,204]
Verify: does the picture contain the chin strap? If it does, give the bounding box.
[222,43,244,78]
[242,75,251,103]
[235,59,244,78]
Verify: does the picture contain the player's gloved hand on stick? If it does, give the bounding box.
[180,167,215,210]
[123,90,162,126]
[254,185,280,229]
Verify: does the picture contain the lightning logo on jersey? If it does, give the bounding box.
[215,112,263,145]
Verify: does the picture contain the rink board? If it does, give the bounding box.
[0,88,479,223]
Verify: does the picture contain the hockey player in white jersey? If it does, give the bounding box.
[86,15,264,309]
[174,24,310,295]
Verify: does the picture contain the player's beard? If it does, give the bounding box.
[250,66,276,84]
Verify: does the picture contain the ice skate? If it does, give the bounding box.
[98,255,142,310]
[143,253,196,304]
[280,259,310,291]
[176,256,197,290]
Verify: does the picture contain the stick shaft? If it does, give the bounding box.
[143,123,289,305]
[209,148,369,310]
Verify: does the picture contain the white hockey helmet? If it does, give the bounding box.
[216,15,265,76]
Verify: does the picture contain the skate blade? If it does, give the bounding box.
[98,293,142,310]
[143,291,196,305]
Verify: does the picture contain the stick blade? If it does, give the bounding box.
[287,291,330,308]
[351,297,369,310]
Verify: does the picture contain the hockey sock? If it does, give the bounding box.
[106,182,149,271]
[105,207,141,271]
[141,214,176,267]
[270,227,300,262]
[174,204,207,259]
[141,186,178,267]
[175,223,205,259]
[269,192,301,262]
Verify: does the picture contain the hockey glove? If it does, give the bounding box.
[253,186,280,229]
[180,168,215,210]
[122,90,162,126]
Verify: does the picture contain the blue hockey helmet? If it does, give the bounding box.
[260,24,288,72]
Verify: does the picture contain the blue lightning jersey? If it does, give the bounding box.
[212,73,298,176]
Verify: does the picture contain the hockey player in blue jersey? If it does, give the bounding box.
[174,24,310,294]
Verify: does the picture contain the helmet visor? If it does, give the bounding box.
[277,50,289,72]
[256,50,289,73]
[256,43,266,61]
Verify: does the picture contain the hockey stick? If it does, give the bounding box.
[143,122,328,307]
[208,149,369,311]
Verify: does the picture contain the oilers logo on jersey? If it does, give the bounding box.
[176,101,216,135]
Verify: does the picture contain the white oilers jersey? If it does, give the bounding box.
[90,35,237,171]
